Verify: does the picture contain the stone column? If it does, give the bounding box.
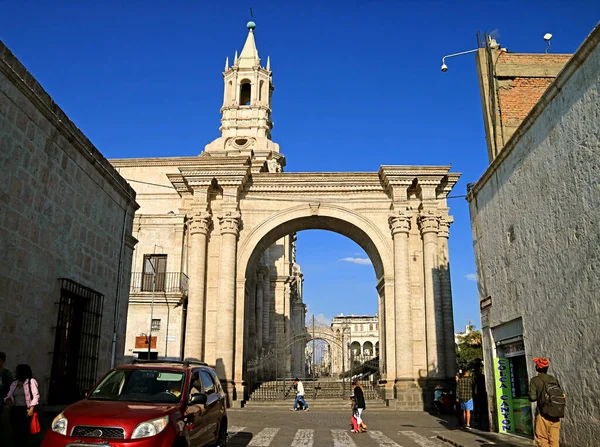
[184,212,211,361]
[438,217,456,379]
[255,269,265,352]
[216,210,241,382]
[418,212,445,378]
[389,210,413,382]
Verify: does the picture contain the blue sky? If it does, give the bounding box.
[2,1,597,331]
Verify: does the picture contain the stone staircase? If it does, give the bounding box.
[244,378,388,409]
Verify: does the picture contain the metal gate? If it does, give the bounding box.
[49,279,104,405]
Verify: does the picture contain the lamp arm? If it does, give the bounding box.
[441,48,479,65]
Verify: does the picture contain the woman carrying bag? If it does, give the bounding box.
[4,364,40,447]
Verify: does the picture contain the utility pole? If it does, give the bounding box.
[146,245,163,360]
[312,315,316,398]
[147,258,156,359]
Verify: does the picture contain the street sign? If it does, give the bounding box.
[480,296,492,310]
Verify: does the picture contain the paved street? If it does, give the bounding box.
[226,409,457,447]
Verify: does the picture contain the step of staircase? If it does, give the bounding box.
[243,398,389,410]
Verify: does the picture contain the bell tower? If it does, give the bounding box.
[204,21,284,171]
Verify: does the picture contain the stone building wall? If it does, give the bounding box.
[0,40,138,403]
[468,25,600,445]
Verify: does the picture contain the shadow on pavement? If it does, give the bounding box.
[228,431,254,446]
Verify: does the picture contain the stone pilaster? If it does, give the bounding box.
[184,212,211,361]
[255,269,265,352]
[216,210,241,382]
[247,275,257,359]
[438,216,456,379]
[262,267,271,348]
[389,209,413,382]
[418,211,445,378]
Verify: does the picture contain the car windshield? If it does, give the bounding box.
[88,369,185,404]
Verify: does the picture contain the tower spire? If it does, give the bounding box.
[204,20,284,170]
[237,21,260,68]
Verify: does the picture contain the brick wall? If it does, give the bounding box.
[0,39,139,403]
[476,50,572,162]
[496,53,572,128]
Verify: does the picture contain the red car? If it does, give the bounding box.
[42,360,228,447]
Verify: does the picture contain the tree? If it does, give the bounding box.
[455,325,483,373]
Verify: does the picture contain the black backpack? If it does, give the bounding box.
[540,378,566,418]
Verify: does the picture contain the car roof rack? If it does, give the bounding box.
[131,359,208,367]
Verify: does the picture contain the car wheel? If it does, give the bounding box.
[210,419,228,447]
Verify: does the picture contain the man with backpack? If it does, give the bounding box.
[529,357,566,447]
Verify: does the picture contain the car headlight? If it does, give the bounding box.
[131,416,169,439]
[51,412,68,436]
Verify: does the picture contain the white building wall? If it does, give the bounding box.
[468,26,600,445]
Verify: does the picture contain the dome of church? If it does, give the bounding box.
[247,21,256,30]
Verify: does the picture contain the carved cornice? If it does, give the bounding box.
[189,212,212,236]
[417,211,441,234]
[109,155,250,168]
[218,210,241,236]
[125,234,138,250]
[388,209,413,236]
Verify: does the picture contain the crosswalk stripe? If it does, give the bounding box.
[331,429,358,447]
[248,427,280,446]
[369,430,404,446]
[291,428,314,447]
[228,426,246,439]
[399,431,445,447]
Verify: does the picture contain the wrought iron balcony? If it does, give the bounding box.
[129,272,189,296]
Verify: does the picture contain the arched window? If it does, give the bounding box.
[240,80,251,105]
[259,80,264,102]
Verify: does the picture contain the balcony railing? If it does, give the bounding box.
[130,272,189,296]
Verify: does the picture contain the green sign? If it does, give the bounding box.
[494,357,514,433]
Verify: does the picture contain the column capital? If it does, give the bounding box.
[189,212,212,236]
[217,210,241,236]
[388,209,413,236]
[417,211,441,235]
[438,216,454,238]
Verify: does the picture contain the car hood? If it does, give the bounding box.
[64,400,180,430]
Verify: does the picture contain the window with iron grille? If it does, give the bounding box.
[49,279,104,405]
[151,319,161,331]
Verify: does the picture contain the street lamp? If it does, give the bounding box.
[440,48,479,72]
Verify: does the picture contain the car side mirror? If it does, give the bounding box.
[189,393,207,405]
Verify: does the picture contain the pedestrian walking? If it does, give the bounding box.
[291,378,309,411]
[456,370,474,429]
[0,352,14,416]
[351,380,367,432]
[4,364,40,447]
[432,385,445,416]
[529,357,566,447]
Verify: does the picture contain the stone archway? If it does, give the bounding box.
[235,207,390,387]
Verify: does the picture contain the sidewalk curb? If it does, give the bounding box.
[436,433,467,447]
